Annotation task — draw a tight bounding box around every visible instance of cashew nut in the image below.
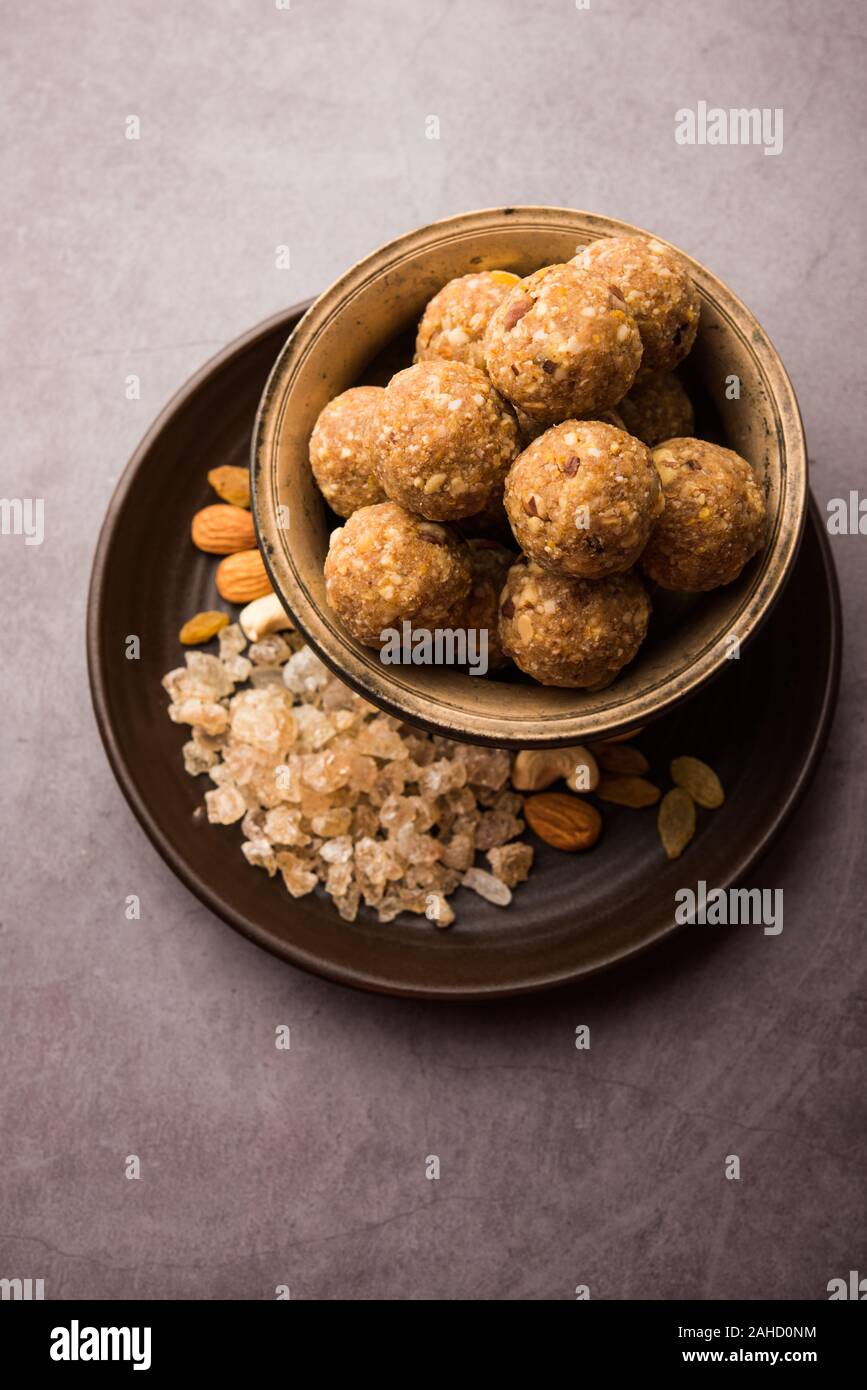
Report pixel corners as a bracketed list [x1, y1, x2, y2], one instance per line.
[511, 746, 599, 793]
[238, 592, 294, 642]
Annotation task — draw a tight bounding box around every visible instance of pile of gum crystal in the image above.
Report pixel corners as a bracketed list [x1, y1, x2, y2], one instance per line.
[163, 628, 535, 925]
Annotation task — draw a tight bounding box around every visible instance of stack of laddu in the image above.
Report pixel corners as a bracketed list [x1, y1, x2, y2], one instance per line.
[312, 236, 767, 690]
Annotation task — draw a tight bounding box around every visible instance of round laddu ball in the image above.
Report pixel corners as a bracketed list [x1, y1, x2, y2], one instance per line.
[416, 270, 520, 372]
[459, 538, 517, 672]
[504, 420, 664, 578]
[308, 386, 386, 518]
[575, 235, 700, 375]
[618, 371, 695, 447]
[499, 562, 651, 689]
[324, 502, 472, 648]
[372, 360, 520, 520]
[483, 262, 643, 426]
[641, 438, 767, 591]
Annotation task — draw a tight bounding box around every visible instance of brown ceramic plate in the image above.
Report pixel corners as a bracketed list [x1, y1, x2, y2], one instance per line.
[87, 307, 841, 999]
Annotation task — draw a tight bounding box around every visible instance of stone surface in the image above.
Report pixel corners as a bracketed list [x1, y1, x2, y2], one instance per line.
[1, 0, 864, 1300]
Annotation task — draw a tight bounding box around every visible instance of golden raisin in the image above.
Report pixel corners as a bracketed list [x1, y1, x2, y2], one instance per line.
[670, 756, 724, 809]
[658, 788, 696, 859]
[207, 465, 251, 509]
[179, 610, 230, 645]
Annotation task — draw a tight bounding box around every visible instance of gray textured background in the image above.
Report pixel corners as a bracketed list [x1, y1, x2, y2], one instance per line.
[2, 0, 865, 1301]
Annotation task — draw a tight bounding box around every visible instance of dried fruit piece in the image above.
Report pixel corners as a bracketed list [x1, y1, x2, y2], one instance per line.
[239, 592, 294, 641]
[179, 610, 230, 645]
[511, 746, 599, 793]
[191, 504, 256, 554]
[208, 464, 251, 508]
[670, 756, 725, 809]
[215, 549, 272, 603]
[524, 792, 601, 851]
[592, 741, 650, 776]
[596, 776, 661, 808]
[564, 759, 599, 794]
[658, 787, 696, 859]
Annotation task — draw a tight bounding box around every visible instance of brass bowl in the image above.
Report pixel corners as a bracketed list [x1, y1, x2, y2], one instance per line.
[252, 207, 807, 747]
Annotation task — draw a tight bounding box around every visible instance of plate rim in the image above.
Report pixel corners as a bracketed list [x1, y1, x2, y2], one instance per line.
[86, 309, 843, 1001]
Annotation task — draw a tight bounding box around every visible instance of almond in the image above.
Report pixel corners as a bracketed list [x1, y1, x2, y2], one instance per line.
[208, 465, 251, 509]
[191, 504, 256, 555]
[215, 548, 272, 603]
[524, 792, 602, 852]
